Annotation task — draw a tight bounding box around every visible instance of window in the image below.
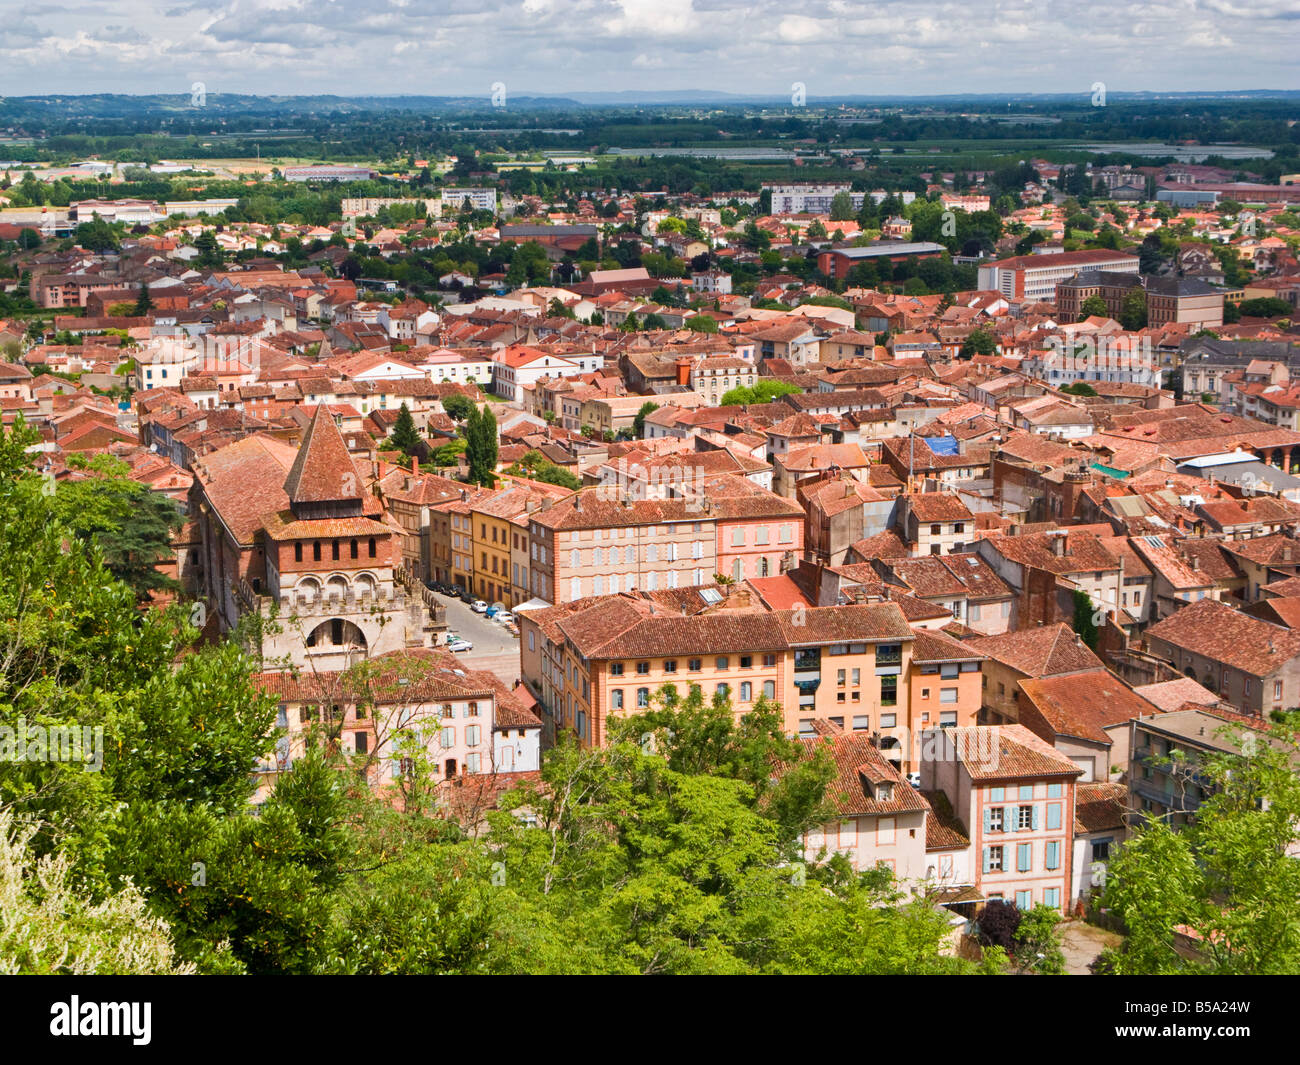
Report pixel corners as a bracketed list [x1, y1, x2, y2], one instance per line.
[763, 654, 777, 667]
[851, 668, 860, 686]
[922, 688, 931, 700]
[877, 817, 896, 845]
[716, 683, 730, 699]
[1045, 840, 1060, 870]
[1017, 843, 1032, 872]
[350, 539, 358, 559]
[663, 660, 677, 673]
[1016, 890, 1032, 910]
[778, 524, 793, 544]
[740, 655, 752, 669]
[636, 661, 650, 675]
[985, 846, 1004, 872]
[1046, 803, 1062, 830]
[1044, 887, 1060, 909]
[988, 806, 1004, 832]
[940, 687, 958, 704]
[466, 752, 481, 774]
[313, 541, 322, 562]
[332, 541, 340, 561]
[440, 727, 455, 749]
[930, 524, 941, 536]
[852, 715, 870, 731]
[880, 712, 896, 728]
[611, 689, 624, 710]
[1018, 805, 1034, 830]
[1019, 785, 1034, 800]
[294, 543, 303, 562]
[990, 787, 1004, 802]
[739, 682, 752, 702]
[940, 711, 958, 727]
[716, 656, 729, 670]
[838, 669, 847, 687]
[636, 688, 650, 708]
[689, 658, 702, 672]
[466, 725, 481, 747]
[1047, 783, 1063, 799]
[880, 675, 897, 706]
[610, 663, 625, 676]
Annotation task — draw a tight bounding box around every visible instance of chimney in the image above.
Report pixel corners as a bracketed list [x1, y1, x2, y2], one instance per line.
[412, 456, 419, 477]
[574, 492, 583, 513]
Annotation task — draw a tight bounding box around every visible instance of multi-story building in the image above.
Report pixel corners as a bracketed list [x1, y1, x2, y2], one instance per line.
[1056, 271, 1223, 329]
[190, 406, 439, 670]
[921, 725, 1083, 911]
[763, 183, 863, 215]
[526, 485, 804, 603]
[977, 249, 1139, 305]
[468, 480, 574, 607]
[792, 721, 930, 882]
[250, 648, 540, 801]
[517, 587, 918, 747]
[1143, 597, 1300, 716]
[439, 187, 499, 215]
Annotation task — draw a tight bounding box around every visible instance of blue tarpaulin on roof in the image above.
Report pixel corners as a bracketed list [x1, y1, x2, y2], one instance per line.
[928, 435, 959, 456]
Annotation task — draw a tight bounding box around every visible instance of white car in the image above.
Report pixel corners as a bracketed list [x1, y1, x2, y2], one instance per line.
[447, 638, 473, 653]
[906, 772, 921, 789]
[494, 612, 515, 626]
[470, 600, 488, 613]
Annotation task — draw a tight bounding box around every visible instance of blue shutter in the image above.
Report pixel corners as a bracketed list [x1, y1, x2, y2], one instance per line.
[1019, 843, 1031, 872]
[982, 847, 991, 874]
[1046, 841, 1059, 870]
[1031, 805, 1040, 831]
[983, 807, 991, 834]
[1047, 803, 1061, 830]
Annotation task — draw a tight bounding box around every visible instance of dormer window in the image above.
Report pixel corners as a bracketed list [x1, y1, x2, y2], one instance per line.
[877, 783, 894, 802]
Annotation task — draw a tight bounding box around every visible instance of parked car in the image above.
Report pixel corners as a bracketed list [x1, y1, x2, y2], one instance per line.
[456, 588, 474, 603]
[470, 600, 488, 613]
[485, 605, 501, 619]
[494, 612, 515, 626]
[447, 638, 473, 653]
[906, 772, 921, 789]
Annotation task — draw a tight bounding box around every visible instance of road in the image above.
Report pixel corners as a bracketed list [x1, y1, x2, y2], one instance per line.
[432, 590, 522, 689]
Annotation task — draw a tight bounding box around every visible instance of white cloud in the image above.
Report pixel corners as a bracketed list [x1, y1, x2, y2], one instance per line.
[0, 0, 1295, 94]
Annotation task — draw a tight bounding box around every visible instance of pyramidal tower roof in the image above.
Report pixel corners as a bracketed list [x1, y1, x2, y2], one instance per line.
[284, 405, 363, 508]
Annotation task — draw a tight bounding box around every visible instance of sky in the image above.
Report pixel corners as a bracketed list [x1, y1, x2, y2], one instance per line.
[1, 0, 1298, 98]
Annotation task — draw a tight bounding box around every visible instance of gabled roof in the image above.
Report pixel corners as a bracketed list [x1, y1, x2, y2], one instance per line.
[968, 623, 1105, 678]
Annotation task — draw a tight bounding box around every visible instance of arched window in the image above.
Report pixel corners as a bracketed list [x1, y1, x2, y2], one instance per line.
[732, 558, 743, 581]
[740, 682, 752, 702]
[763, 680, 776, 700]
[636, 687, 650, 708]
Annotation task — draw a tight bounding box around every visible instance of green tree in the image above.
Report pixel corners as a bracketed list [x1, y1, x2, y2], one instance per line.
[50, 454, 184, 599]
[465, 404, 498, 487]
[441, 393, 475, 421]
[633, 401, 659, 438]
[959, 327, 997, 359]
[828, 191, 856, 222]
[1060, 381, 1098, 397]
[721, 380, 802, 405]
[1079, 294, 1108, 320]
[1100, 714, 1300, 974]
[1120, 288, 1149, 331]
[388, 402, 422, 456]
[1071, 588, 1099, 650]
[133, 284, 153, 317]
